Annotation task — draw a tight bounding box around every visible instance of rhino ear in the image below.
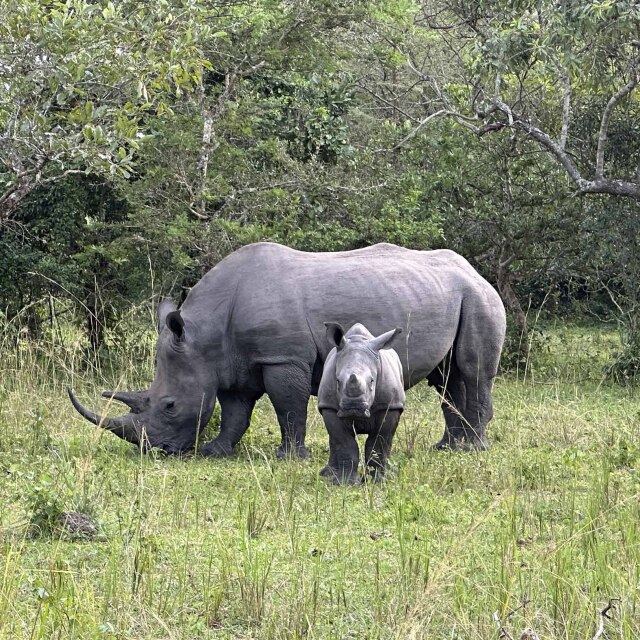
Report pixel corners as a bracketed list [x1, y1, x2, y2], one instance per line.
[324, 322, 346, 350]
[158, 299, 177, 333]
[369, 327, 402, 353]
[166, 310, 185, 341]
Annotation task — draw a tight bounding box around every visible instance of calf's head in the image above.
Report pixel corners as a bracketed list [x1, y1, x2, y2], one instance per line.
[68, 300, 217, 454]
[325, 322, 401, 419]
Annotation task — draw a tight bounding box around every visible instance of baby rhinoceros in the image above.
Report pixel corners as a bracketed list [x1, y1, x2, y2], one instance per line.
[318, 322, 405, 484]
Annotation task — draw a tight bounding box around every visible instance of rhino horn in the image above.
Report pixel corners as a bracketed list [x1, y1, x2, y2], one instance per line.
[67, 388, 140, 444]
[368, 327, 402, 352]
[102, 390, 149, 414]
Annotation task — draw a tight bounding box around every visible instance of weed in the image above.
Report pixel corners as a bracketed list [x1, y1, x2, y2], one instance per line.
[24, 474, 68, 537]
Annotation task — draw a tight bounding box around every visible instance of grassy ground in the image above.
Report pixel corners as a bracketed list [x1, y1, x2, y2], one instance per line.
[1, 322, 639, 639]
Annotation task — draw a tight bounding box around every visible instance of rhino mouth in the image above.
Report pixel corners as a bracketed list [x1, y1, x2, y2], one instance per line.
[337, 402, 371, 419]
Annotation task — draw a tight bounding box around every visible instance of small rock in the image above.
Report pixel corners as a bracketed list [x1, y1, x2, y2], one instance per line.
[369, 530, 392, 541]
[57, 512, 98, 539]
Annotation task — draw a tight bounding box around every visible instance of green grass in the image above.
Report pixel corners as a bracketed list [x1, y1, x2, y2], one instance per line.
[1, 322, 639, 639]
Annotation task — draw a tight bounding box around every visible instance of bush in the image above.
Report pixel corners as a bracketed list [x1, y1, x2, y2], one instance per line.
[604, 336, 640, 385]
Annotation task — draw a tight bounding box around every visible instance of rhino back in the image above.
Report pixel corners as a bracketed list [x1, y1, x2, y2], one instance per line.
[180, 243, 502, 387]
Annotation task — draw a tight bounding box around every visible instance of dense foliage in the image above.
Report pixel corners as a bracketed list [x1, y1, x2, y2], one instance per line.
[1, 0, 639, 374]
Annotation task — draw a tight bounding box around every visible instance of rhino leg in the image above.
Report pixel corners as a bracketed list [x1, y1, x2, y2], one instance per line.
[320, 410, 360, 485]
[200, 390, 259, 457]
[428, 363, 469, 450]
[458, 376, 492, 451]
[364, 410, 401, 481]
[453, 306, 502, 451]
[262, 363, 311, 459]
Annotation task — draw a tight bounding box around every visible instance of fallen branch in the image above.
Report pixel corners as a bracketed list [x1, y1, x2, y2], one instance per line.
[593, 598, 620, 640]
[493, 596, 532, 640]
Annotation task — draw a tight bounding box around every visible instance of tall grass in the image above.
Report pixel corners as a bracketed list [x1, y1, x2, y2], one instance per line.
[1, 313, 638, 639]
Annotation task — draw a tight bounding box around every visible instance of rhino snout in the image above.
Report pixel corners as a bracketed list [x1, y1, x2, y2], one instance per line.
[337, 405, 371, 419]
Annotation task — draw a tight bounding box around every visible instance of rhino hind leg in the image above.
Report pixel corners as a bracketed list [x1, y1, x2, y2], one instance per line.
[457, 375, 492, 451]
[262, 362, 312, 459]
[451, 303, 503, 451]
[200, 390, 259, 457]
[428, 362, 470, 450]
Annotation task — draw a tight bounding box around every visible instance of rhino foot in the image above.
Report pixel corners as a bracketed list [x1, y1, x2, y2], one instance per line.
[365, 468, 387, 483]
[200, 438, 235, 457]
[275, 444, 310, 460]
[434, 434, 490, 452]
[319, 465, 361, 485]
[330, 472, 362, 486]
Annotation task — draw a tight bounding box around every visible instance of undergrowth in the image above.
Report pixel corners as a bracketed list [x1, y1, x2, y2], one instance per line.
[0, 316, 638, 639]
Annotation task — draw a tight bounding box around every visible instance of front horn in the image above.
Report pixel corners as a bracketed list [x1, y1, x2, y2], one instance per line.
[67, 388, 140, 444]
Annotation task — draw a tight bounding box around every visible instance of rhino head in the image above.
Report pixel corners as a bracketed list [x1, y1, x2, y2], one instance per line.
[325, 322, 401, 419]
[68, 300, 217, 454]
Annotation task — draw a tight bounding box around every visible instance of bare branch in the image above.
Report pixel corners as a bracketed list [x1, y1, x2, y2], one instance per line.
[0, 163, 92, 224]
[559, 70, 571, 151]
[356, 83, 421, 123]
[596, 57, 640, 179]
[494, 72, 513, 126]
[388, 109, 448, 150]
[592, 599, 620, 640]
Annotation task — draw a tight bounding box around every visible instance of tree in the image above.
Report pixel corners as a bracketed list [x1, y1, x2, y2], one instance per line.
[394, 1, 640, 199]
[0, 0, 212, 223]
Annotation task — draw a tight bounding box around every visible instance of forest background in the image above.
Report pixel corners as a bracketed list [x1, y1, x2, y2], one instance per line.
[1, 0, 640, 375]
[4, 3, 640, 639]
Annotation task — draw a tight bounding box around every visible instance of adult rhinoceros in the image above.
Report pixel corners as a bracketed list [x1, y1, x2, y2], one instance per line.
[69, 242, 506, 456]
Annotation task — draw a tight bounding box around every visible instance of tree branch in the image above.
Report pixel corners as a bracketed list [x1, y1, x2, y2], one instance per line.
[559, 70, 571, 152]
[595, 64, 639, 179]
[592, 599, 620, 640]
[388, 109, 449, 150]
[493, 72, 513, 126]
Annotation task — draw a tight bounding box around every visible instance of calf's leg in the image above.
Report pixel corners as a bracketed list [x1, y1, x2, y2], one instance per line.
[320, 410, 360, 485]
[364, 410, 401, 481]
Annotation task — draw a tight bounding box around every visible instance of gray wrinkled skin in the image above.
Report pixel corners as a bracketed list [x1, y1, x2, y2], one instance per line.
[69, 242, 506, 457]
[318, 323, 405, 484]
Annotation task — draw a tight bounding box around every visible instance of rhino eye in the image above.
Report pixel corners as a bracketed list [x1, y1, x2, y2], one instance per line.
[164, 399, 176, 410]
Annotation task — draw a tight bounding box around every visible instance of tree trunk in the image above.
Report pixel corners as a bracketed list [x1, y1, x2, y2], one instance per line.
[86, 302, 104, 351]
[497, 255, 529, 362]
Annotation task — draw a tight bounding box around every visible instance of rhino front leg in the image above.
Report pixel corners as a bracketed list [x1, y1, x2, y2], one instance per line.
[262, 363, 312, 459]
[364, 410, 401, 481]
[200, 390, 259, 457]
[320, 410, 360, 485]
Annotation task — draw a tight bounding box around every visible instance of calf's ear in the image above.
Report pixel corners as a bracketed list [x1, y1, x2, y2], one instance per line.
[369, 327, 402, 352]
[324, 322, 346, 350]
